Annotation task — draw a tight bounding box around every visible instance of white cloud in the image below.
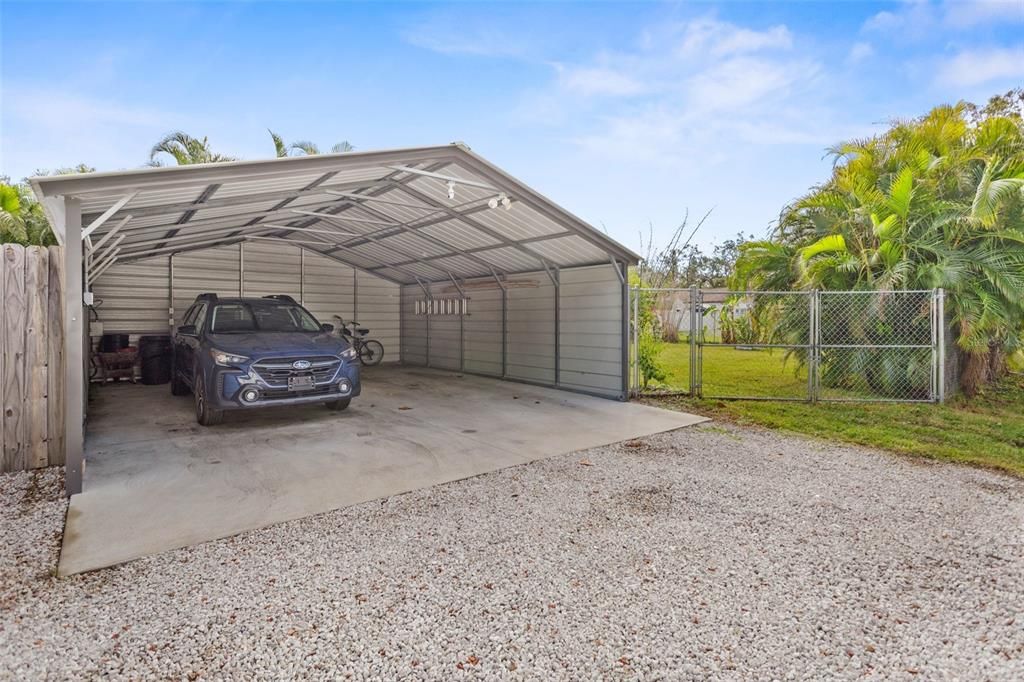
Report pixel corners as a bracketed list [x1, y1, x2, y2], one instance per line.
[402, 13, 537, 58]
[675, 18, 793, 58]
[862, 0, 935, 36]
[937, 46, 1024, 86]
[847, 42, 875, 63]
[555, 64, 648, 97]
[943, 0, 1024, 27]
[687, 57, 820, 113]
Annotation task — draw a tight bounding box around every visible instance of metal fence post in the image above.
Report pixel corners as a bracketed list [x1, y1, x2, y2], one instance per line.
[809, 290, 819, 403]
[632, 286, 640, 396]
[936, 288, 945, 403]
[689, 286, 698, 396]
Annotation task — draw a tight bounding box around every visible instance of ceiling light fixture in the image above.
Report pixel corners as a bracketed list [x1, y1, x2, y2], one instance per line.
[446, 181, 456, 200]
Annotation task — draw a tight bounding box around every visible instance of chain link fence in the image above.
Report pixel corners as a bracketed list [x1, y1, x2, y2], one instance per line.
[630, 287, 950, 403]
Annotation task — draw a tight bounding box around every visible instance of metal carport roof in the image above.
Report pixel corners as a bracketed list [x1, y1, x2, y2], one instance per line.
[30, 143, 640, 498]
[31, 142, 639, 288]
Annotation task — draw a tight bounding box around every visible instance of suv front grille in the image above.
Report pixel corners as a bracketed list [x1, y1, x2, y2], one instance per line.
[251, 356, 340, 388]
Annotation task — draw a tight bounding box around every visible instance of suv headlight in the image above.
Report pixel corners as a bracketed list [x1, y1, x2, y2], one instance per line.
[210, 348, 250, 367]
[340, 347, 358, 361]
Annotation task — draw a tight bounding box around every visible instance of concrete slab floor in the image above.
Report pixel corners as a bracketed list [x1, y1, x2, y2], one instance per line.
[59, 366, 706, 575]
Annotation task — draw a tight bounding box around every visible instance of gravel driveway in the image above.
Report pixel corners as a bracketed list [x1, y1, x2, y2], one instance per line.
[2, 423, 1023, 680]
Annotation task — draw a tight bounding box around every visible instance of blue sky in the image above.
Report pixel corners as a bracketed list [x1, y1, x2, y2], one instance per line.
[2, 1, 1022, 252]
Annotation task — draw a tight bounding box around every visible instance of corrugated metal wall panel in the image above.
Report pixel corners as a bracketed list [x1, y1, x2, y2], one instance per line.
[505, 273, 556, 384]
[172, 246, 242, 326]
[356, 271, 400, 363]
[425, 282, 462, 370]
[91, 258, 170, 334]
[301, 249, 355, 328]
[242, 242, 301, 300]
[92, 246, 402, 362]
[558, 264, 623, 397]
[462, 286, 503, 376]
[400, 285, 428, 365]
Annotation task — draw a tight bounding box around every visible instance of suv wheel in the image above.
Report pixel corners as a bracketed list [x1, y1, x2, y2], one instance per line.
[194, 372, 224, 426]
[325, 398, 351, 411]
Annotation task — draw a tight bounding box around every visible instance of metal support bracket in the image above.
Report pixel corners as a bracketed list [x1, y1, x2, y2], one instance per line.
[81, 190, 138, 241]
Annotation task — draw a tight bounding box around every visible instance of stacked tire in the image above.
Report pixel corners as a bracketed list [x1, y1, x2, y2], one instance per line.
[139, 335, 172, 385]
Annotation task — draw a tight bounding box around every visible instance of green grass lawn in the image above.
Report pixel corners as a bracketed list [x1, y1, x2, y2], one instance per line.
[642, 343, 1024, 477]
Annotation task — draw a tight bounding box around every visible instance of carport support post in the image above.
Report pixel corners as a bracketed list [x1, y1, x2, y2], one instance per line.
[64, 197, 85, 497]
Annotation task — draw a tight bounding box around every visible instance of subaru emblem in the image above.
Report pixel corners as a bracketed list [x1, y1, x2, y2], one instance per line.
[292, 360, 312, 370]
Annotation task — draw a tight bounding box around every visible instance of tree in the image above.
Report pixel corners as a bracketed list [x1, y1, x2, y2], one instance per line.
[0, 165, 96, 246]
[268, 130, 355, 157]
[732, 99, 1024, 395]
[0, 182, 57, 246]
[149, 132, 236, 166]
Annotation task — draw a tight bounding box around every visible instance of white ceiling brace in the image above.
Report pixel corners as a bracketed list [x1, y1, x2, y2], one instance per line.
[386, 165, 499, 192]
[609, 256, 627, 284]
[261, 223, 361, 237]
[488, 265, 507, 291]
[541, 259, 559, 287]
[329, 199, 510, 282]
[90, 256, 120, 282]
[90, 215, 131, 253]
[414, 277, 431, 298]
[289, 209, 399, 226]
[245, 235, 353, 248]
[325, 190, 441, 212]
[81, 190, 138, 241]
[119, 232, 257, 261]
[447, 272, 466, 297]
[89, 247, 122, 278]
[91, 233, 126, 269]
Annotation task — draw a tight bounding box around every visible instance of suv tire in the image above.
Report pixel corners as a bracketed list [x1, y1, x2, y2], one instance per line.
[325, 398, 351, 411]
[194, 372, 224, 426]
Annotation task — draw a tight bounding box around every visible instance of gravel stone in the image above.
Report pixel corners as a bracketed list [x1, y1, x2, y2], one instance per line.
[1, 424, 1022, 680]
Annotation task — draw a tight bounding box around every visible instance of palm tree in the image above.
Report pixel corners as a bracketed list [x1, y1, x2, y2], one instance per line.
[268, 130, 354, 157]
[733, 101, 1024, 395]
[0, 182, 57, 246]
[149, 132, 236, 166]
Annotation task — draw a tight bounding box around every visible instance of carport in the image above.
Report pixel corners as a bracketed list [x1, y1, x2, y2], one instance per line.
[32, 144, 703, 573]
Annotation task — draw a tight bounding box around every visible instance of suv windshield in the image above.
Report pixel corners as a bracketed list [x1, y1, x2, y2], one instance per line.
[209, 302, 322, 333]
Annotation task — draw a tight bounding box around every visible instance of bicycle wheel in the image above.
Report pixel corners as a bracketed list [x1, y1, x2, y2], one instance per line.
[359, 339, 384, 366]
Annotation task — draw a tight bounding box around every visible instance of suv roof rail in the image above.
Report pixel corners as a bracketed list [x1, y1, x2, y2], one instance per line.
[196, 292, 218, 302]
[263, 294, 297, 304]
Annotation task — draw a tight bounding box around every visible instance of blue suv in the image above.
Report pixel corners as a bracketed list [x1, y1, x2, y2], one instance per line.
[170, 294, 361, 425]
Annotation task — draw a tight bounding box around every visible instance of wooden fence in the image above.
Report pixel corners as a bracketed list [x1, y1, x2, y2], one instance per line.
[1, 244, 65, 473]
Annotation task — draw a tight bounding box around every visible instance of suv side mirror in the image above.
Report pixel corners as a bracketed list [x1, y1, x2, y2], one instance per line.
[320, 323, 334, 332]
[177, 324, 197, 336]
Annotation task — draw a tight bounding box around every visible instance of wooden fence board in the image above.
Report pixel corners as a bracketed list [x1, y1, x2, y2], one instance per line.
[2, 244, 27, 472]
[25, 247, 49, 468]
[47, 245, 66, 466]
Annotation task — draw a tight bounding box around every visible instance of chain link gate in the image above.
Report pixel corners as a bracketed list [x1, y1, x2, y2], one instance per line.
[630, 287, 945, 403]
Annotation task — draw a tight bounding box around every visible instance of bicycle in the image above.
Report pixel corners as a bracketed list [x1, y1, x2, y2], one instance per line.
[333, 316, 385, 366]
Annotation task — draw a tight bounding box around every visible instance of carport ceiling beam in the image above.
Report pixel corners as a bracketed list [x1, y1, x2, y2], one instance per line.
[289, 210, 400, 226]
[79, 177, 397, 224]
[312, 214, 452, 275]
[366, 230, 573, 271]
[325, 190, 440, 212]
[90, 215, 131, 253]
[318, 195, 508, 279]
[394, 182, 551, 271]
[386, 165, 499, 191]
[82, 190, 138, 240]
